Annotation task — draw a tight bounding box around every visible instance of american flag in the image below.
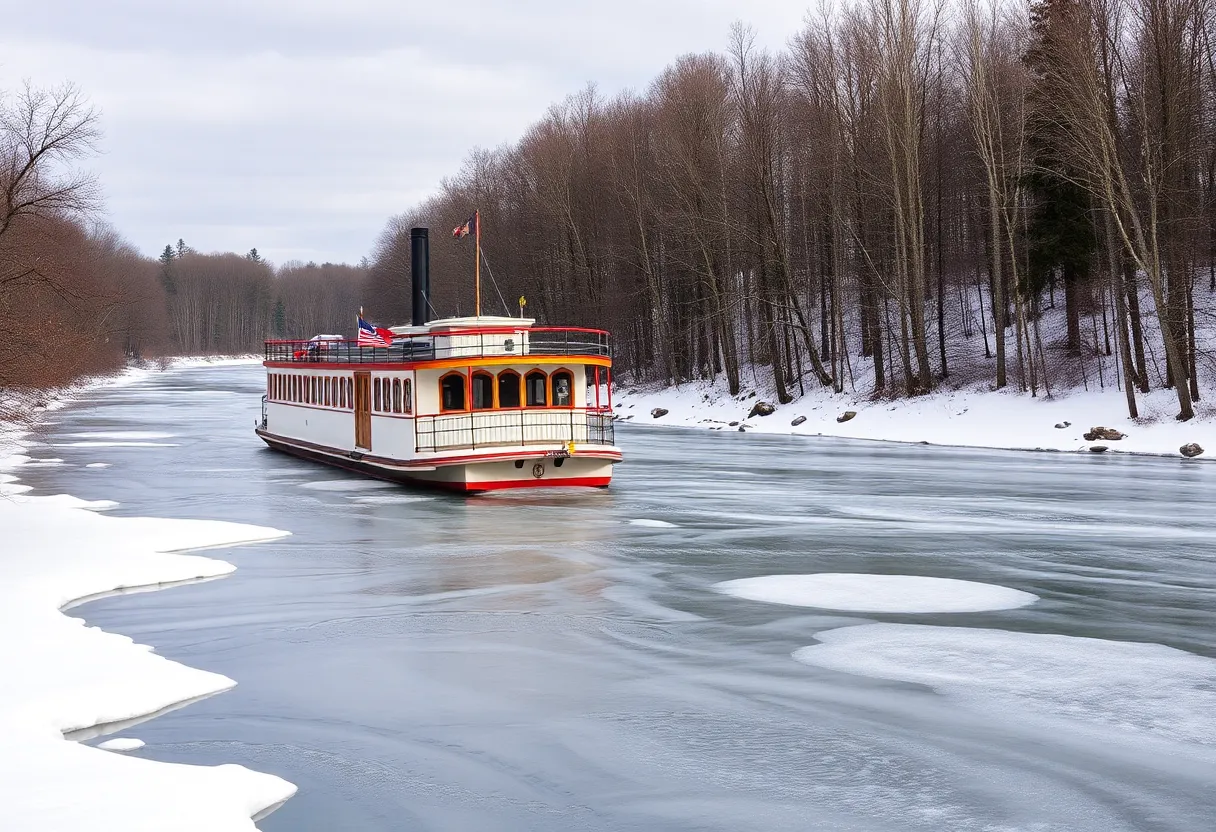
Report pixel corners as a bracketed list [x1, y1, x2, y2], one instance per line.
[452, 213, 477, 238]
[357, 314, 394, 347]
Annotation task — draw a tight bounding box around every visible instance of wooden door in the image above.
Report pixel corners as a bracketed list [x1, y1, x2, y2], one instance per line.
[354, 372, 372, 450]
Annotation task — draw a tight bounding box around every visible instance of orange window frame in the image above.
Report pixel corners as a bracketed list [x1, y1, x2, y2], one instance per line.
[549, 368, 575, 408]
[496, 370, 522, 409]
[471, 370, 495, 410]
[439, 371, 468, 412]
[524, 369, 549, 408]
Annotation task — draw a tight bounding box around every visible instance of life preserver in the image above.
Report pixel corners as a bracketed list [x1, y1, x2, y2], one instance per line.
[532, 462, 544, 479]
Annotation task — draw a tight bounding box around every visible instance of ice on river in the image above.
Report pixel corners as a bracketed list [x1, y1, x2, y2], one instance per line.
[350, 494, 436, 505]
[794, 624, 1216, 746]
[97, 738, 145, 752]
[56, 441, 180, 448]
[627, 518, 679, 528]
[298, 479, 397, 492]
[0, 435, 296, 829]
[715, 573, 1038, 613]
[64, 432, 177, 441]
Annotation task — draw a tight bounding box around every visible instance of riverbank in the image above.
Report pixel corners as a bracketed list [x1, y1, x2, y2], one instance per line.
[0, 359, 293, 831]
[614, 376, 1212, 459]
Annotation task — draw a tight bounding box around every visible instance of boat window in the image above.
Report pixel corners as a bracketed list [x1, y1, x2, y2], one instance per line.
[440, 372, 466, 411]
[324, 378, 331, 407]
[295, 376, 301, 403]
[346, 378, 353, 409]
[551, 370, 573, 407]
[526, 371, 548, 407]
[374, 378, 382, 412]
[472, 372, 494, 410]
[403, 379, 412, 414]
[498, 371, 521, 408]
[392, 379, 402, 413]
[340, 378, 347, 409]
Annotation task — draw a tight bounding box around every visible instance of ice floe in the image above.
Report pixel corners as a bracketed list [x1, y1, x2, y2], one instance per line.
[714, 573, 1038, 613]
[85, 463, 111, 468]
[0, 431, 297, 828]
[628, 519, 679, 528]
[794, 624, 1216, 746]
[96, 738, 145, 752]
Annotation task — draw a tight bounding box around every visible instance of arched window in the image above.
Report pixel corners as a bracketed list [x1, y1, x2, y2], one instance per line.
[403, 379, 412, 414]
[498, 371, 521, 408]
[374, 378, 382, 412]
[340, 378, 347, 409]
[392, 379, 402, 413]
[324, 377, 331, 407]
[440, 372, 466, 411]
[525, 370, 548, 407]
[346, 378, 353, 408]
[471, 372, 494, 410]
[293, 376, 300, 402]
[550, 370, 573, 407]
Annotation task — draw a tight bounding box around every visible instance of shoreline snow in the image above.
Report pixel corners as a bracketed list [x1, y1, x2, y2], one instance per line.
[0, 360, 295, 830]
[613, 376, 1213, 461]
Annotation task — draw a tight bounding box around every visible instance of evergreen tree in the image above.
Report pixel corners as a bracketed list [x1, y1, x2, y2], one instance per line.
[1023, 0, 1096, 354]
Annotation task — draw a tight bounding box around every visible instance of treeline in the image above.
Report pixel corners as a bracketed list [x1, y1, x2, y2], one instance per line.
[369, 0, 1216, 420]
[0, 81, 368, 393]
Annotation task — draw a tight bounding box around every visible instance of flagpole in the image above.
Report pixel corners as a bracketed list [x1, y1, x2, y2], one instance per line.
[474, 209, 481, 317]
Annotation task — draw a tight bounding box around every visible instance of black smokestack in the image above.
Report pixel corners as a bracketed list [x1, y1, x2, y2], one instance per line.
[410, 227, 430, 327]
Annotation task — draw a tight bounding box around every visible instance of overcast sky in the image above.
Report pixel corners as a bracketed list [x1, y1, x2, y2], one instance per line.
[0, 1, 808, 266]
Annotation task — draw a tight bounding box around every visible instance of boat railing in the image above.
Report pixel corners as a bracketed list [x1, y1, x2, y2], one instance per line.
[264, 327, 610, 363]
[415, 408, 615, 453]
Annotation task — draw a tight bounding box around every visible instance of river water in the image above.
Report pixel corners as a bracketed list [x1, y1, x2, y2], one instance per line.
[22, 364, 1216, 831]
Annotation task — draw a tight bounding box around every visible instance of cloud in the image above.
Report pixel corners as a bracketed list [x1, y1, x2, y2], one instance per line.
[0, 0, 807, 264]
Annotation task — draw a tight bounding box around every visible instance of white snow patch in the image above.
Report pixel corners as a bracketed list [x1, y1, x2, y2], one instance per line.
[299, 479, 395, 492]
[615, 374, 1214, 459]
[627, 519, 679, 528]
[85, 463, 111, 469]
[96, 738, 145, 752]
[794, 624, 1216, 746]
[0, 420, 297, 828]
[715, 574, 1038, 613]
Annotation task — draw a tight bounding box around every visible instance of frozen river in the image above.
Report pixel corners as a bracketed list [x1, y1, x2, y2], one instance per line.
[24, 364, 1216, 831]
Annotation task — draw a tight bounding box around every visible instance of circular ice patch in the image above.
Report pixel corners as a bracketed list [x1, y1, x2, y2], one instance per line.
[713, 573, 1037, 613]
[97, 738, 145, 752]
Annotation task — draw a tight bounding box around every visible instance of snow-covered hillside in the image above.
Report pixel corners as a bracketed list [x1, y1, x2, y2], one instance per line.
[614, 283, 1215, 459]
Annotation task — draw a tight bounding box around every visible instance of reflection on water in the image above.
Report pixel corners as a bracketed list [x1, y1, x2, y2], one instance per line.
[22, 364, 1216, 832]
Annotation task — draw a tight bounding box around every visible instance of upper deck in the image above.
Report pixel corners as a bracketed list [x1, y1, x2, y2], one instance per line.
[264, 317, 610, 366]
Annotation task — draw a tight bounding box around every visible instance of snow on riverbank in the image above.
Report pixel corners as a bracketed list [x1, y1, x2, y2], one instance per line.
[615, 376, 1213, 459]
[0, 362, 295, 830]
